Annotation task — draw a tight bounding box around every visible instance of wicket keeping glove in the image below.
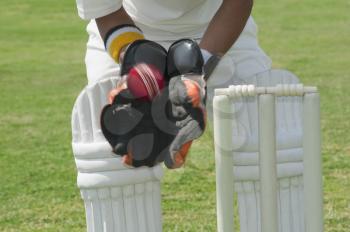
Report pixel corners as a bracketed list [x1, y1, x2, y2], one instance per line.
[159, 39, 221, 168]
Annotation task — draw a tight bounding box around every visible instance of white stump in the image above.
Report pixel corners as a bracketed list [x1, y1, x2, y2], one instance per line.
[258, 94, 279, 232]
[303, 93, 323, 232]
[213, 95, 235, 232]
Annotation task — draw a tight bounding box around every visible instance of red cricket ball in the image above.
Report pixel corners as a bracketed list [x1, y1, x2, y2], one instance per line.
[127, 63, 165, 101]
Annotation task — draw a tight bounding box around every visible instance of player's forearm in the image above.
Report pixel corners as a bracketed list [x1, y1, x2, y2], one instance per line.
[199, 0, 253, 55]
[96, 7, 135, 40]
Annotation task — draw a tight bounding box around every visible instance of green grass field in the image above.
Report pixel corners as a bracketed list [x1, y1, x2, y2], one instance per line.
[0, 0, 349, 231]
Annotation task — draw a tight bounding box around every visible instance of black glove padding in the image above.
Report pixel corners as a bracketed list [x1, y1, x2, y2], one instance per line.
[101, 88, 175, 167]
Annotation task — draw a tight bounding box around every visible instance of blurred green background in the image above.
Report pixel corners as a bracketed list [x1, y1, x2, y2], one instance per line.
[0, 0, 349, 231]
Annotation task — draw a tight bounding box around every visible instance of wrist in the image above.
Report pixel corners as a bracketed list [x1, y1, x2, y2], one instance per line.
[104, 24, 144, 63]
[200, 48, 212, 64]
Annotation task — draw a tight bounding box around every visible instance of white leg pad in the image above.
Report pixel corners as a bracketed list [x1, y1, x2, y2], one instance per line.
[235, 177, 304, 232]
[72, 77, 164, 232]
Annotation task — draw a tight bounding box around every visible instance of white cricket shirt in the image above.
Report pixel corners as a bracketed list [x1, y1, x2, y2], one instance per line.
[76, 0, 222, 40]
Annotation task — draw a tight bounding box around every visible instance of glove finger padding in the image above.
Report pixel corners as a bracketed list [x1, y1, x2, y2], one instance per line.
[164, 104, 206, 169]
[101, 88, 166, 167]
[151, 86, 206, 169]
